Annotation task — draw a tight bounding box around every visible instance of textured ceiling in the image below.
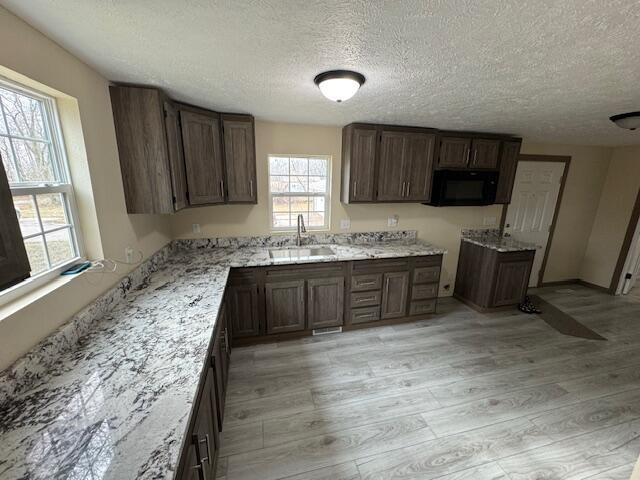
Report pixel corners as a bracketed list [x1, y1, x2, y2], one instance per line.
[3, 0, 640, 145]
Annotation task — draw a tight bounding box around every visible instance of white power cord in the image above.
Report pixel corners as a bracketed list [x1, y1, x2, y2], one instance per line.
[84, 250, 144, 276]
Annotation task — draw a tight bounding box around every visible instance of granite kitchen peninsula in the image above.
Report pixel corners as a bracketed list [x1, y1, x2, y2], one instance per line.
[0, 231, 445, 480]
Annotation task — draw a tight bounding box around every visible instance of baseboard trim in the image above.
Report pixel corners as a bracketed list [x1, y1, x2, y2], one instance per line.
[576, 279, 612, 294]
[539, 279, 580, 287]
[539, 278, 612, 294]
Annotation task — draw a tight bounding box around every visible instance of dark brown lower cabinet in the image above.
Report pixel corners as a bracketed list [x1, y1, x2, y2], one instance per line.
[225, 256, 441, 343]
[381, 272, 410, 319]
[307, 277, 345, 328]
[211, 304, 231, 429]
[180, 366, 219, 480]
[227, 270, 261, 338]
[454, 240, 534, 310]
[265, 280, 305, 334]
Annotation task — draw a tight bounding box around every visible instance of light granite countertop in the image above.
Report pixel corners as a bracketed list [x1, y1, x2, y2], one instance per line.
[461, 230, 538, 253]
[0, 237, 445, 480]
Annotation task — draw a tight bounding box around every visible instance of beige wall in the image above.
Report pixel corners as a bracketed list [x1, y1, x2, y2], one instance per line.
[170, 122, 615, 293]
[170, 121, 505, 296]
[581, 146, 640, 288]
[519, 143, 612, 283]
[0, 7, 171, 370]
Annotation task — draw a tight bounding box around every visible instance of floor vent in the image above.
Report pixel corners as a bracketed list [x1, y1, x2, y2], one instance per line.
[312, 326, 343, 336]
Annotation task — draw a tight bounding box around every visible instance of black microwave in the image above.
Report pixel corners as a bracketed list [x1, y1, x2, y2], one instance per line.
[427, 170, 498, 206]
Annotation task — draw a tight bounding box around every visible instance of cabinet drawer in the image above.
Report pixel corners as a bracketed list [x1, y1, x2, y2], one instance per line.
[411, 283, 438, 300]
[350, 306, 381, 324]
[409, 299, 437, 315]
[351, 291, 382, 307]
[351, 273, 382, 291]
[413, 266, 440, 284]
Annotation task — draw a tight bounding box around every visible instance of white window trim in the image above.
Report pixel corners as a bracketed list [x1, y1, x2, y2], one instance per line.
[268, 154, 331, 232]
[0, 77, 85, 306]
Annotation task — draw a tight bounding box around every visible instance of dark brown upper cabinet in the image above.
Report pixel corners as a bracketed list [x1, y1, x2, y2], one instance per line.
[164, 101, 189, 211]
[110, 85, 257, 213]
[437, 136, 501, 170]
[341, 124, 378, 203]
[438, 136, 471, 168]
[110, 85, 187, 214]
[0, 158, 31, 290]
[377, 129, 436, 202]
[221, 114, 257, 203]
[495, 140, 522, 204]
[342, 123, 436, 204]
[470, 139, 500, 169]
[179, 105, 226, 205]
[377, 130, 407, 201]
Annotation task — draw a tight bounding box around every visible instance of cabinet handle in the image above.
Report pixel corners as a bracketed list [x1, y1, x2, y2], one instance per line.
[353, 180, 357, 197]
[406, 182, 411, 197]
[357, 281, 377, 287]
[466, 148, 471, 165]
[200, 434, 212, 464]
[220, 180, 224, 196]
[473, 149, 478, 165]
[356, 312, 375, 319]
[385, 278, 390, 296]
[401, 182, 406, 197]
[356, 296, 377, 303]
[249, 180, 253, 197]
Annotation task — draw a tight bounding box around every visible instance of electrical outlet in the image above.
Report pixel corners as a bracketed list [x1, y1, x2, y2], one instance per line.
[192, 223, 201, 234]
[387, 215, 399, 227]
[125, 247, 134, 264]
[340, 219, 351, 229]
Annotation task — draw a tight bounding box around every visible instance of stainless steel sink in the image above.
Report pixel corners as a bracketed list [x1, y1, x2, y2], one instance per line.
[269, 246, 335, 259]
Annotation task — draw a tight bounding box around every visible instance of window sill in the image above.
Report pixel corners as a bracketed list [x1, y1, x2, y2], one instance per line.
[0, 257, 83, 308]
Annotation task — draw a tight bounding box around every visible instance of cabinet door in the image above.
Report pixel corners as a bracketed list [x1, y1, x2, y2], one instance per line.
[228, 284, 260, 338]
[377, 131, 407, 201]
[0, 161, 30, 290]
[495, 141, 521, 204]
[265, 280, 305, 334]
[404, 133, 436, 202]
[109, 85, 175, 213]
[492, 260, 532, 306]
[163, 101, 188, 211]
[212, 333, 226, 429]
[307, 277, 344, 329]
[217, 304, 230, 389]
[180, 109, 225, 205]
[187, 368, 218, 480]
[222, 115, 256, 203]
[345, 125, 378, 202]
[438, 137, 471, 168]
[381, 271, 410, 319]
[471, 139, 500, 169]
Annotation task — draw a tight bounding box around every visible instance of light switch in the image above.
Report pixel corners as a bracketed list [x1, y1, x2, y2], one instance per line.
[192, 223, 201, 234]
[340, 219, 351, 229]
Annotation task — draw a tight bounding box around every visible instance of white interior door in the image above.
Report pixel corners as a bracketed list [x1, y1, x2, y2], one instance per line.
[504, 161, 566, 287]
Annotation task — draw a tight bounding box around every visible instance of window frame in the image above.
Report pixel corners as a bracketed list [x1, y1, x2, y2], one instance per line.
[0, 77, 84, 304]
[267, 154, 331, 232]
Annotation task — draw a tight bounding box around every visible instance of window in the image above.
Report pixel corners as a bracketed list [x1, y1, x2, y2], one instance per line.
[268, 155, 330, 230]
[0, 79, 82, 278]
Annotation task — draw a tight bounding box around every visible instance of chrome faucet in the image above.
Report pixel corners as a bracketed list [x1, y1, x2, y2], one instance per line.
[296, 214, 307, 246]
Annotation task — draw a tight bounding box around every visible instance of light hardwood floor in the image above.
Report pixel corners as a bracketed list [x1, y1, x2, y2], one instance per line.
[217, 285, 640, 480]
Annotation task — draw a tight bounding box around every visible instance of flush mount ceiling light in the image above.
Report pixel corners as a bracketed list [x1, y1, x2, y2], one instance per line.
[609, 111, 640, 130]
[314, 70, 365, 102]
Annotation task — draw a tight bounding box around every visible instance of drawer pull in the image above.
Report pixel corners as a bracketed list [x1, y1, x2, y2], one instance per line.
[356, 296, 377, 303]
[356, 313, 375, 319]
